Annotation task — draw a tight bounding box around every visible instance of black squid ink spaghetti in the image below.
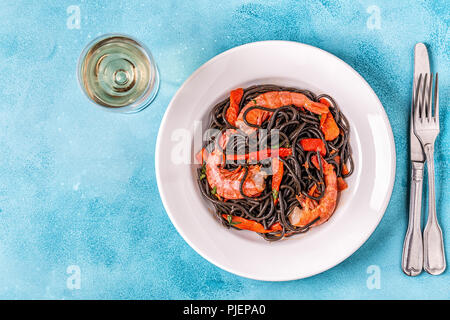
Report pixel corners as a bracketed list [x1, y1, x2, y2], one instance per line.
[196, 85, 353, 241]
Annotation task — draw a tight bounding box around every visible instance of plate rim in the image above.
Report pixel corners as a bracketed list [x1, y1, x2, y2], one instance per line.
[155, 40, 396, 281]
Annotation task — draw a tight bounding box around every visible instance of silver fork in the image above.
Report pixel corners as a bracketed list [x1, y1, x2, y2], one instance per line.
[413, 72, 446, 275]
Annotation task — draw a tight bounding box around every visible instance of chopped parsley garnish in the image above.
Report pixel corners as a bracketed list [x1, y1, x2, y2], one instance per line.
[272, 189, 279, 200]
[227, 214, 241, 226]
[199, 164, 206, 179]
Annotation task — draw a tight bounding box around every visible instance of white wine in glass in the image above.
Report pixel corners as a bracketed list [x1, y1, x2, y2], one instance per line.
[78, 34, 159, 113]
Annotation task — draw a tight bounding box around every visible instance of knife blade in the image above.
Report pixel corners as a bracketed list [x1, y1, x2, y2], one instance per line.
[410, 43, 429, 162]
[402, 43, 429, 276]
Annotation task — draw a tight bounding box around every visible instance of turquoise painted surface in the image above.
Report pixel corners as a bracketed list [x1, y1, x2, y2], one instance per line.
[0, 0, 448, 299]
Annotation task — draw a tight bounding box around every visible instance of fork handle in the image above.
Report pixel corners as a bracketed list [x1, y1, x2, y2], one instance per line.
[402, 161, 424, 276]
[423, 144, 446, 275]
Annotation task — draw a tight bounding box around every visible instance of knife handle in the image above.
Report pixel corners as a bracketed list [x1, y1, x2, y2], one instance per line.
[402, 161, 424, 276]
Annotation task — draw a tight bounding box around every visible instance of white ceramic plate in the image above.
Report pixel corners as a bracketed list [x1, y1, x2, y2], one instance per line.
[156, 41, 395, 281]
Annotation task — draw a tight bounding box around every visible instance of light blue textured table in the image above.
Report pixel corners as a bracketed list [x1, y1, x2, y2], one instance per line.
[0, 1, 448, 299]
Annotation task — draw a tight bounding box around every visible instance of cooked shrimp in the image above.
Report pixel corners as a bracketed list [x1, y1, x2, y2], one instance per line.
[205, 150, 267, 199]
[217, 128, 237, 150]
[289, 156, 337, 227]
[235, 91, 329, 134]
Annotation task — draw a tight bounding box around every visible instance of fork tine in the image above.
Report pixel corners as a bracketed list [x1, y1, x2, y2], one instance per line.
[427, 73, 433, 121]
[421, 73, 428, 121]
[414, 73, 422, 123]
[434, 73, 439, 125]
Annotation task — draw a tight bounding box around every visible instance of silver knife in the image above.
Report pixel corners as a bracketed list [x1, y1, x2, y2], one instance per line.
[402, 43, 429, 276]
